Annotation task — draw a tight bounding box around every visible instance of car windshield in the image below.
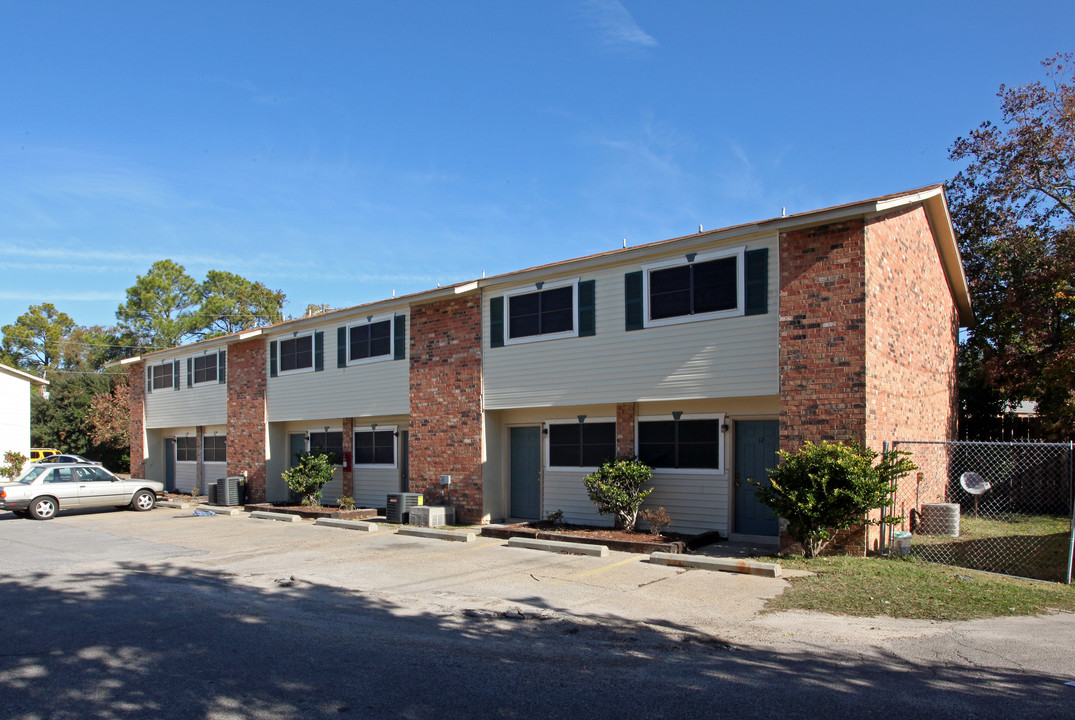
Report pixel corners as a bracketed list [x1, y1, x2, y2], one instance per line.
[19, 467, 49, 484]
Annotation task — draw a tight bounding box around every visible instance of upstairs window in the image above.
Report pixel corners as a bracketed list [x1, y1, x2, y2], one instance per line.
[176, 437, 198, 462]
[354, 427, 396, 466]
[350, 319, 392, 362]
[193, 354, 218, 384]
[203, 436, 227, 463]
[548, 421, 616, 468]
[491, 280, 595, 348]
[280, 334, 313, 373]
[625, 247, 768, 331]
[650, 256, 738, 320]
[509, 285, 574, 339]
[638, 417, 723, 470]
[309, 430, 343, 465]
[151, 363, 174, 390]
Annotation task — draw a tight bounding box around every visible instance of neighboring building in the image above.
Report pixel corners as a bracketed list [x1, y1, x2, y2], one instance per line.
[118, 185, 972, 546]
[0, 364, 49, 465]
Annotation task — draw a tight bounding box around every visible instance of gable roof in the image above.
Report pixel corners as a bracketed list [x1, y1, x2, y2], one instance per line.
[0, 364, 49, 386]
[120, 184, 971, 364]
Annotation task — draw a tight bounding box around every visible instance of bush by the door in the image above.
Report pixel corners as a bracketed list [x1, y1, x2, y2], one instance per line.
[583, 457, 654, 532]
[753, 441, 916, 558]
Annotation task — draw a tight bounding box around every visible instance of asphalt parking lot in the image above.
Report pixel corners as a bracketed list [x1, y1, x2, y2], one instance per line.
[2, 505, 1074, 719]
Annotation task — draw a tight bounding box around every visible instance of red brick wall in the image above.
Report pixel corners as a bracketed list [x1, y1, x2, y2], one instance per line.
[408, 294, 484, 522]
[779, 219, 869, 450]
[864, 205, 959, 446]
[778, 207, 960, 554]
[226, 338, 268, 502]
[616, 402, 636, 457]
[864, 206, 959, 547]
[341, 417, 354, 497]
[127, 363, 146, 478]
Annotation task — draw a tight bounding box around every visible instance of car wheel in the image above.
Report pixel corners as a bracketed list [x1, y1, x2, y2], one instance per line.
[28, 497, 58, 520]
[130, 490, 156, 512]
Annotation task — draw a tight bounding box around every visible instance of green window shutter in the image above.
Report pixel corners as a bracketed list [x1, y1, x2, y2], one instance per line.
[394, 314, 406, 360]
[314, 331, 324, 371]
[578, 280, 596, 337]
[744, 248, 769, 316]
[624, 271, 644, 331]
[269, 341, 278, 377]
[173, 360, 180, 391]
[337, 327, 347, 368]
[490, 296, 504, 348]
[146, 366, 152, 394]
[187, 358, 193, 387]
[218, 350, 227, 384]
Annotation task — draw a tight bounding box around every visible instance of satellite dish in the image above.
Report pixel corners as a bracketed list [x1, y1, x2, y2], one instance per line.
[960, 471, 992, 517]
[959, 472, 991, 496]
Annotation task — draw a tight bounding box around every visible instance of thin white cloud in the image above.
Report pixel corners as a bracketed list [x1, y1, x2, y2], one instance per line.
[0, 289, 120, 302]
[583, 0, 658, 49]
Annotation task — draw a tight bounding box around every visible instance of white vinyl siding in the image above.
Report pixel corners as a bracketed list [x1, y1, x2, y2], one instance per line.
[203, 462, 228, 486]
[483, 235, 778, 410]
[0, 369, 32, 460]
[541, 468, 728, 535]
[321, 468, 344, 505]
[174, 463, 198, 494]
[144, 379, 227, 429]
[352, 467, 398, 509]
[267, 316, 409, 422]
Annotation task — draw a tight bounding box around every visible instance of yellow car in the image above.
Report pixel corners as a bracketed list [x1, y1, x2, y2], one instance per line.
[29, 448, 60, 463]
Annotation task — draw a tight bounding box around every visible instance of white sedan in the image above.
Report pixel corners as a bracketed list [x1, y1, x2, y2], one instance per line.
[0, 463, 164, 520]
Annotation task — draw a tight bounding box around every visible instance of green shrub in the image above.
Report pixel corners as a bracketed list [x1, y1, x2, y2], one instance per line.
[282, 453, 335, 507]
[0, 451, 27, 482]
[583, 457, 654, 532]
[753, 441, 916, 558]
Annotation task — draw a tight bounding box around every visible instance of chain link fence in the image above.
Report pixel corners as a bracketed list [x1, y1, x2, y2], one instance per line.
[884, 440, 1074, 583]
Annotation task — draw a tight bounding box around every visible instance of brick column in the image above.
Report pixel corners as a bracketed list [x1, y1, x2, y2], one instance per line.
[616, 402, 636, 458]
[408, 294, 484, 522]
[778, 219, 869, 451]
[342, 417, 354, 498]
[226, 338, 268, 502]
[127, 363, 146, 478]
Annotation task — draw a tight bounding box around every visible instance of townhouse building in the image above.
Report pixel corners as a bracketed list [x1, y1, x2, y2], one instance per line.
[121, 185, 971, 543]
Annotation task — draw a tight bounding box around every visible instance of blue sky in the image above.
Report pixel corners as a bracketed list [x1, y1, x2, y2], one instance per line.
[1, 1, 1070, 330]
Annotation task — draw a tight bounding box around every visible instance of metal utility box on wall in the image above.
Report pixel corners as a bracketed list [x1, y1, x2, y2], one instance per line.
[386, 492, 423, 523]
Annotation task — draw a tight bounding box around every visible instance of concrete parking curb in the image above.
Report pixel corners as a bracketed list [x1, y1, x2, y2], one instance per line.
[201, 506, 246, 516]
[159, 501, 193, 509]
[250, 510, 302, 523]
[507, 537, 609, 557]
[397, 527, 476, 542]
[315, 518, 379, 532]
[649, 552, 781, 577]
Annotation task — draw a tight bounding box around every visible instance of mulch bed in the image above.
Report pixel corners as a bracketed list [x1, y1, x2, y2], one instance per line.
[243, 503, 378, 521]
[481, 521, 722, 555]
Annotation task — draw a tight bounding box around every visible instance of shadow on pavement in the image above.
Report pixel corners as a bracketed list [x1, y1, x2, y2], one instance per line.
[0, 563, 1066, 719]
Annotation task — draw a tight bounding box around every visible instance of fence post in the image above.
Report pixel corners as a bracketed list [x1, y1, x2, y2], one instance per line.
[881, 441, 890, 555]
[1067, 442, 1074, 585]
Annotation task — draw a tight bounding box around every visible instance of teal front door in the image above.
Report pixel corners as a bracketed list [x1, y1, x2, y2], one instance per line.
[509, 426, 541, 519]
[289, 434, 306, 466]
[164, 438, 176, 491]
[734, 420, 780, 536]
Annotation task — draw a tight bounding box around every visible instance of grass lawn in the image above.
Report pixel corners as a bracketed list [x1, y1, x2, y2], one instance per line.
[907, 513, 1070, 582]
[758, 554, 1075, 621]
